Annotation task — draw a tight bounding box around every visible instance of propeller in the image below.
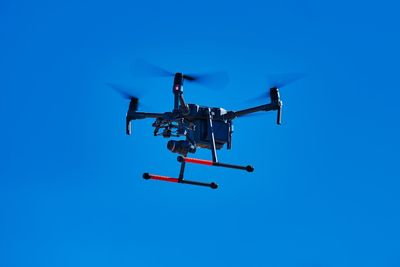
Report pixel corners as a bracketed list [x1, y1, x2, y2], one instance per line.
[130, 59, 229, 89]
[106, 83, 140, 111]
[248, 73, 307, 102]
[240, 73, 306, 124]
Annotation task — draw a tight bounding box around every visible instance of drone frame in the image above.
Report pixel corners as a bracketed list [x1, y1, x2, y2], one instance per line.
[125, 73, 282, 189]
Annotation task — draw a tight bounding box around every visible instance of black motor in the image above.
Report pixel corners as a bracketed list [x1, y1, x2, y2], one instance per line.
[269, 87, 282, 125]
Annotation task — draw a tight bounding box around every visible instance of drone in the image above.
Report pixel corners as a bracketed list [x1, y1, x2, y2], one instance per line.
[110, 60, 302, 189]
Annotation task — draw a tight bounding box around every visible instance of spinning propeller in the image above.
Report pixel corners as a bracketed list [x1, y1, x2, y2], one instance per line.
[108, 59, 230, 114]
[130, 59, 229, 89]
[249, 73, 307, 102]
[106, 83, 140, 112]
[241, 73, 306, 124]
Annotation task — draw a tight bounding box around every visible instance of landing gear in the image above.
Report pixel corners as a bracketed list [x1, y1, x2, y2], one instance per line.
[143, 154, 253, 190]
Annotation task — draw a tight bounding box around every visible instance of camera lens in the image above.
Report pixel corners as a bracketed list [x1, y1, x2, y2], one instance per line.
[167, 140, 196, 156]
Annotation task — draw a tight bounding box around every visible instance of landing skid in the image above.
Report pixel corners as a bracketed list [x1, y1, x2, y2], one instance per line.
[143, 173, 218, 189]
[143, 156, 253, 189]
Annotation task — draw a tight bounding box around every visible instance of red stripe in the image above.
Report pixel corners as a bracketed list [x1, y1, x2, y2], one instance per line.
[148, 174, 179, 183]
[184, 157, 213, 166]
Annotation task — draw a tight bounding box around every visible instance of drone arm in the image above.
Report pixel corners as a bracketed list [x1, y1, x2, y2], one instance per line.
[126, 111, 164, 135]
[127, 111, 164, 119]
[226, 88, 283, 124]
[178, 94, 190, 115]
[234, 103, 277, 117]
[225, 103, 280, 120]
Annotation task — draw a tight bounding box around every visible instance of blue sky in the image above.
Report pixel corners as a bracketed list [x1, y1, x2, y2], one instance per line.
[1, 0, 400, 266]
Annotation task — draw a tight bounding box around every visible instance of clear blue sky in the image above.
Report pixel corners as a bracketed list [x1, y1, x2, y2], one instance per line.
[1, 0, 399, 266]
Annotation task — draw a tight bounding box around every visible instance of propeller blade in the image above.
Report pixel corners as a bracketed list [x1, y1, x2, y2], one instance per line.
[266, 73, 307, 89]
[106, 82, 146, 111]
[106, 83, 142, 99]
[184, 71, 229, 89]
[247, 73, 307, 102]
[130, 59, 229, 89]
[130, 58, 174, 78]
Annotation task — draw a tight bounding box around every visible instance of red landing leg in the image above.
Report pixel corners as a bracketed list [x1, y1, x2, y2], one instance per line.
[143, 173, 218, 189]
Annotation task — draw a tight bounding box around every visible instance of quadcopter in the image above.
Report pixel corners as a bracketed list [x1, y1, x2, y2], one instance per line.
[110, 60, 302, 189]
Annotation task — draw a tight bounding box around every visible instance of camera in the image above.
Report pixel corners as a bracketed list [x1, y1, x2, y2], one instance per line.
[167, 140, 196, 156]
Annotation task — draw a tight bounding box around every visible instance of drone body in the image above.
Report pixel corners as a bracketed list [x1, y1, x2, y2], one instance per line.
[154, 104, 232, 155]
[118, 69, 284, 189]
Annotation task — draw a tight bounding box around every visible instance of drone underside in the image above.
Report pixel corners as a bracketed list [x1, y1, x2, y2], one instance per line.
[154, 104, 232, 153]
